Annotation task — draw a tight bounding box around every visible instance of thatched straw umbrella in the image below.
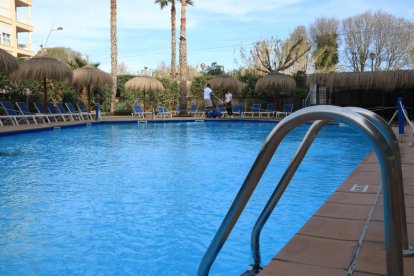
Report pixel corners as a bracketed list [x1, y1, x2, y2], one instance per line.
[307, 71, 414, 91]
[13, 56, 73, 111]
[125, 76, 164, 111]
[307, 71, 414, 108]
[73, 65, 112, 111]
[208, 75, 243, 96]
[0, 48, 18, 75]
[255, 73, 296, 106]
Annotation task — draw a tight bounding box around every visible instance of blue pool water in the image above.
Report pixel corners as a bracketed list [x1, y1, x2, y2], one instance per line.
[0, 121, 371, 275]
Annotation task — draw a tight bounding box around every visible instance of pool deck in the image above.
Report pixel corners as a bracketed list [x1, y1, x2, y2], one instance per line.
[260, 132, 414, 275]
[1, 116, 413, 275]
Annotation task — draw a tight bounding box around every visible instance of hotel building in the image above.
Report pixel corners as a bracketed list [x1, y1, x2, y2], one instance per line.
[0, 0, 34, 58]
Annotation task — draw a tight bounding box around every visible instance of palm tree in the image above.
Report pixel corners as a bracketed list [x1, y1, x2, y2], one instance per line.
[110, 0, 118, 113]
[155, 0, 193, 79]
[178, 0, 188, 115]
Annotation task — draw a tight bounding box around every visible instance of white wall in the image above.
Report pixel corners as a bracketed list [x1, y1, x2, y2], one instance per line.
[0, 0, 11, 18]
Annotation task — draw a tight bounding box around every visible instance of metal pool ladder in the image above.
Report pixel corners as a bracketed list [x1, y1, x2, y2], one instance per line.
[198, 105, 413, 276]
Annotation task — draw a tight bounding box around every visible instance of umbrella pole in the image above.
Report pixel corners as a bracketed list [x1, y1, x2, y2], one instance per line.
[144, 91, 146, 112]
[87, 84, 91, 112]
[43, 78, 48, 112]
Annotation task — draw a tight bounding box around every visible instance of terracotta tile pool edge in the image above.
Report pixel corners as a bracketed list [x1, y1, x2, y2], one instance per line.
[260, 132, 414, 275]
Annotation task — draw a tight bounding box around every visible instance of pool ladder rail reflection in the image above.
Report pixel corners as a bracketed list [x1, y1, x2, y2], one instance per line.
[198, 105, 414, 276]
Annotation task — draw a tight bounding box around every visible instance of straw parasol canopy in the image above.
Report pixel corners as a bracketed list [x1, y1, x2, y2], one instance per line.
[73, 65, 112, 111]
[125, 76, 164, 111]
[13, 56, 73, 111]
[208, 75, 243, 94]
[0, 48, 19, 75]
[255, 73, 296, 92]
[307, 70, 414, 91]
[255, 73, 296, 106]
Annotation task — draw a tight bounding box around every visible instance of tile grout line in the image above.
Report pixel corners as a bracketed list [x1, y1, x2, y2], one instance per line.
[346, 183, 382, 276]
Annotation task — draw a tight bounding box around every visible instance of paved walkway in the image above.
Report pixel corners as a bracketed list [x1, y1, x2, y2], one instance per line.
[260, 132, 414, 275]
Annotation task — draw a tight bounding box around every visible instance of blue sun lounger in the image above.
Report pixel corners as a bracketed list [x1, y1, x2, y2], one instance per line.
[232, 104, 244, 117]
[244, 103, 261, 117]
[76, 102, 96, 120]
[188, 103, 204, 117]
[16, 102, 49, 124]
[131, 105, 151, 118]
[172, 104, 180, 116]
[66, 102, 90, 120]
[49, 102, 73, 122]
[276, 104, 294, 118]
[0, 101, 31, 125]
[34, 102, 59, 122]
[55, 102, 82, 121]
[157, 107, 172, 119]
[259, 103, 275, 118]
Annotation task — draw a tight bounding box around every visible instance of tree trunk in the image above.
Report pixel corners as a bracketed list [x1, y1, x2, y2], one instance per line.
[178, 0, 188, 116]
[110, 0, 118, 113]
[43, 78, 48, 112]
[171, 2, 176, 79]
[87, 84, 91, 112]
[143, 91, 146, 112]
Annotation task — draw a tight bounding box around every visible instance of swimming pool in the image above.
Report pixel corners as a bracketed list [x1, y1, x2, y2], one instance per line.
[0, 121, 371, 275]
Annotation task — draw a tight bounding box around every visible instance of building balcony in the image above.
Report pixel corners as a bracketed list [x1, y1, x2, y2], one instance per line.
[16, 20, 32, 32]
[16, 46, 33, 58]
[17, 43, 27, 49]
[16, 15, 32, 26]
[15, 0, 32, 8]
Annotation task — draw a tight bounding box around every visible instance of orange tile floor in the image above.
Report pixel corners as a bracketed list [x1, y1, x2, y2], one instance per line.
[260, 133, 414, 275]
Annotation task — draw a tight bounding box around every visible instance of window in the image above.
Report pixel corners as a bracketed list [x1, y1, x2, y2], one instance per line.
[317, 85, 327, 104]
[1, 32, 11, 45]
[0, 22, 11, 45]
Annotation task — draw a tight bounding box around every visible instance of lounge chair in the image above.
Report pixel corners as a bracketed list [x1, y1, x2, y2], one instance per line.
[55, 102, 81, 121]
[48, 102, 73, 122]
[76, 102, 96, 120]
[34, 102, 59, 122]
[259, 103, 276, 118]
[0, 101, 31, 125]
[171, 104, 180, 116]
[276, 104, 294, 118]
[218, 104, 228, 117]
[131, 104, 151, 118]
[244, 103, 261, 117]
[233, 104, 244, 117]
[188, 103, 204, 117]
[65, 102, 89, 121]
[16, 102, 49, 124]
[157, 107, 172, 119]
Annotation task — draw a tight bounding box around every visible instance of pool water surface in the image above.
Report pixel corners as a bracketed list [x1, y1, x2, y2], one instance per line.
[0, 121, 371, 275]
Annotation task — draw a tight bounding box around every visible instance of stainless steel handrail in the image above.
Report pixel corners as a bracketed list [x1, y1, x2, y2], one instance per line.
[251, 120, 327, 271]
[198, 105, 404, 276]
[347, 107, 412, 256]
[251, 106, 413, 273]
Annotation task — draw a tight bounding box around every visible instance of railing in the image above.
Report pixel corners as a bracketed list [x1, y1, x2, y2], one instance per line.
[17, 43, 27, 49]
[198, 105, 412, 276]
[302, 90, 311, 108]
[16, 16, 33, 26]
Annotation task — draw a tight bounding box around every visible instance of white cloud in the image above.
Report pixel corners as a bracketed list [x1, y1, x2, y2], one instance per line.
[194, 0, 305, 16]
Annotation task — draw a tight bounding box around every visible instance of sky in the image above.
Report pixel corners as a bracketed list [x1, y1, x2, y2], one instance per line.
[31, 0, 414, 74]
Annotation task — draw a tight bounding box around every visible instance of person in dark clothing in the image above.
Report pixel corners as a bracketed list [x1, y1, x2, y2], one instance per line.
[225, 90, 233, 117]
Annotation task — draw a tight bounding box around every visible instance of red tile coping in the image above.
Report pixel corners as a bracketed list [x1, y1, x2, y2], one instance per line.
[260, 133, 414, 275]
